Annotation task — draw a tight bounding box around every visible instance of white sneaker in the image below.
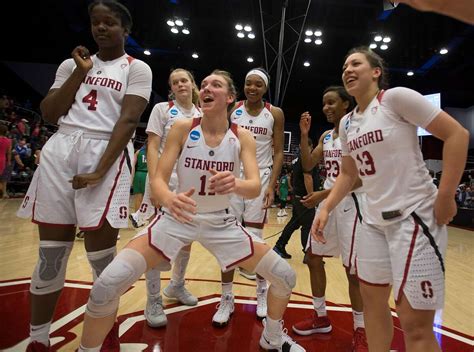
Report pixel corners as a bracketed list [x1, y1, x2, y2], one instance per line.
[212, 294, 234, 327]
[129, 213, 145, 228]
[260, 319, 306, 351]
[256, 288, 267, 319]
[282, 210, 288, 217]
[238, 267, 256, 280]
[163, 283, 198, 306]
[277, 210, 283, 217]
[145, 295, 167, 328]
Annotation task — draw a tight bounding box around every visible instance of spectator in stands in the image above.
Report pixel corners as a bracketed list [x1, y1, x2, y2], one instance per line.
[12, 137, 30, 173]
[17, 117, 27, 137]
[457, 184, 469, 207]
[0, 124, 12, 198]
[465, 186, 473, 208]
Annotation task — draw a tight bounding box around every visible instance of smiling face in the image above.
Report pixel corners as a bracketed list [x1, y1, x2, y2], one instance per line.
[322, 90, 349, 124]
[342, 52, 381, 98]
[199, 74, 235, 114]
[244, 74, 267, 103]
[90, 4, 128, 49]
[169, 70, 194, 103]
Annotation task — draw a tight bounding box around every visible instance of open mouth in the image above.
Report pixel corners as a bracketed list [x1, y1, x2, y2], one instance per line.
[202, 96, 214, 103]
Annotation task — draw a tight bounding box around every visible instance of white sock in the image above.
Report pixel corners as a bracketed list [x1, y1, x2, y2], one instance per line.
[222, 282, 233, 296]
[353, 310, 365, 329]
[313, 296, 327, 316]
[146, 268, 161, 296]
[256, 277, 267, 294]
[78, 344, 102, 352]
[29, 322, 51, 346]
[170, 249, 190, 287]
[264, 317, 282, 344]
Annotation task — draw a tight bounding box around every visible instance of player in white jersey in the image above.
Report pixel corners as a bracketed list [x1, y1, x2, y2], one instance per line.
[78, 70, 305, 352]
[312, 47, 469, 351]
[129, 70, 202, 228]
[134, 69, 202, 328]
[17, 2, 152, 352]
[213, 68, 285, 325]
[292, 86, 368, 351]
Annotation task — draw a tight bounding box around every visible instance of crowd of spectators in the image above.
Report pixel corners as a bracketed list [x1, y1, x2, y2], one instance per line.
[0, 94, 54, 197]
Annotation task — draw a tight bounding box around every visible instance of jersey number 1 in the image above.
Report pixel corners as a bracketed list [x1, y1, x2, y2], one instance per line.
[82, 90, 98, 111]
[199, 175, 215, 196]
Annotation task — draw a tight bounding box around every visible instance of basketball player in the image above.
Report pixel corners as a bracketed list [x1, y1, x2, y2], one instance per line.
[78, 70, 305, 352]
[133, 68, 201, 328]
[292, 86, 368, 351]
[312, 47, 469, 351]
[212, 68, 285, 326]
[16, 1, 152, 351]
[129, 69, 201, 228]
[132, 142, 148, 216]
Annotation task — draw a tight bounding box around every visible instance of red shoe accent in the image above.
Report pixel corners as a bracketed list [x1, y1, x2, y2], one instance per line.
[292, 312, 332, 335]
[100, 322, 120, 352]
[26, 341, 50, 352]
[352, 327, 369, 352]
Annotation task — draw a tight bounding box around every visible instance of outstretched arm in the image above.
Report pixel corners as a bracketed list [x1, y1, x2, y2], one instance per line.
[398, 0, 474, 24]
[311, 156, 359, 242]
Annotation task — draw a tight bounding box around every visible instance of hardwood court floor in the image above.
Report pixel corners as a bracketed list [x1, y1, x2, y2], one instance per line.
[0, 198, 473, 351]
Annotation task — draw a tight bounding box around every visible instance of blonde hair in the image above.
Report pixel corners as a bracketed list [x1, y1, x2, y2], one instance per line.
[168, 68, 200, 105]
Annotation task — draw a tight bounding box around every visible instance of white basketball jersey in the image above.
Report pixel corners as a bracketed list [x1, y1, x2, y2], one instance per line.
[339, 88, 440, 225]
[322, 129, 342, 190]
[53, 54, 152, 134]
[230, 101, 274, 168]
[177, 118, 241, 213]
[146, 100, 202, 156]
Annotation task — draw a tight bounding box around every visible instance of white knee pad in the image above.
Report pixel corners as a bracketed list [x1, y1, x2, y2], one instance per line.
[30, 241, 74, 295]
[86, 248, 147, 318]
[255, 250, 296, 298]
[86, 246, 116, 281]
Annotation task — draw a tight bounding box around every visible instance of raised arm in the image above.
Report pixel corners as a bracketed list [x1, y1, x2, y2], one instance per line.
[299, 112, 326, 172]
[41, 46, 92, 124]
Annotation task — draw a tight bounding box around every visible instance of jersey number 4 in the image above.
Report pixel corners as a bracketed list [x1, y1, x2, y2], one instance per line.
[82, 90, 98, 111]
[356, 151, 376, 176]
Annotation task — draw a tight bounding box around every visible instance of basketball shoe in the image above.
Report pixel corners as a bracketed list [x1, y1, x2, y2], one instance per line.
[292, 312, 332, 335]
[260, 319, 306, 351]
[145, 295, 167, 328]
[212, 293, 234, 327]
